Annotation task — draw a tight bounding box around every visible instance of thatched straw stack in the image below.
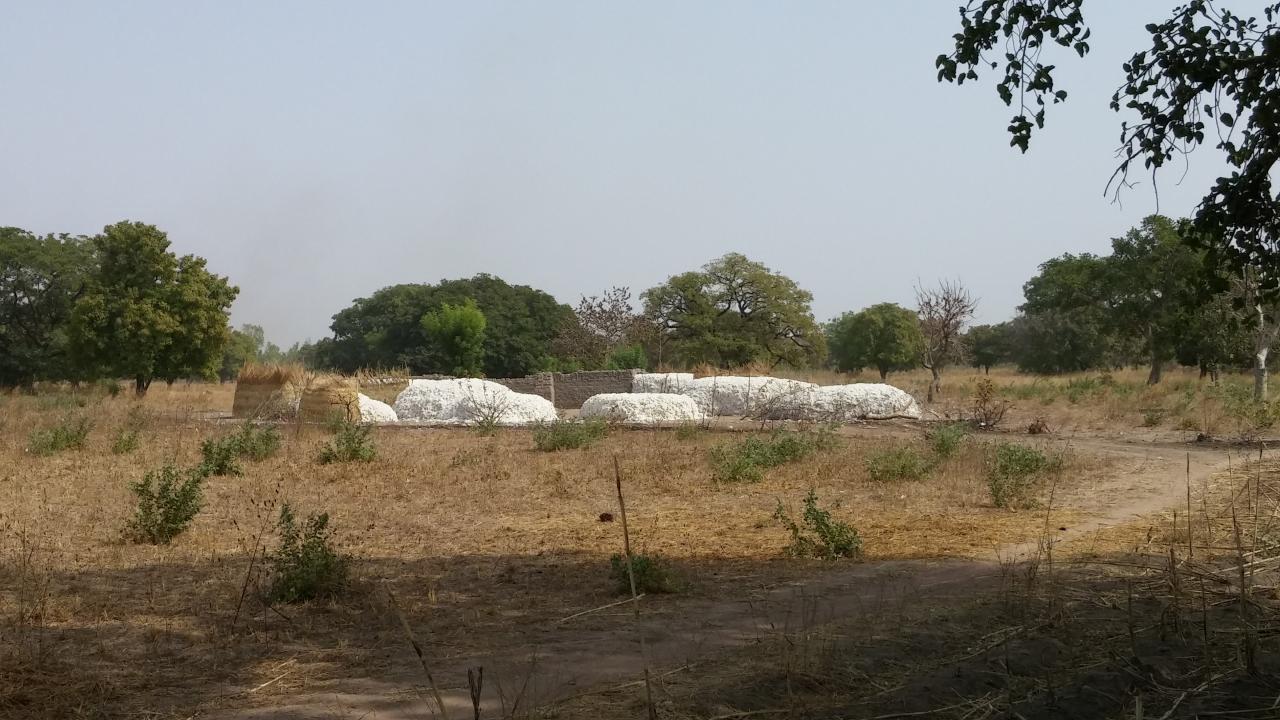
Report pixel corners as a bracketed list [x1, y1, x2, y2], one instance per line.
[232, 363, 306, 419]
[297, 374, 360, 424]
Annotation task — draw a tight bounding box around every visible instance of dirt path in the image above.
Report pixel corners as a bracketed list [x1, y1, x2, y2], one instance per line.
[211, 435, 1241, 719]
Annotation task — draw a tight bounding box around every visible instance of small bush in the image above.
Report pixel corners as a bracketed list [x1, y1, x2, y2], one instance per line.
[1215, 383, 1280, 440]
[708, 428, 836, 483]
[609, 553, 675, 595]
[969, 378, 1010, 429]
[532, 418, 609, 451]
[673, 422, 706, 441]
[986, 443, 1060, 509]
[927, 422, 968, 459]
[317, 420, 376, 464]
[127, 465, 204, 544]
[864, 445, 933, 483]
[1141, 408, 1166, 427]
[198, 421, 282, 476]
[774, 489, 862, 560]
[28, 416, 92, 456]
[96, 378, 122, 397]
[267, 504, 349, 603]
[112, 429, 141, 455]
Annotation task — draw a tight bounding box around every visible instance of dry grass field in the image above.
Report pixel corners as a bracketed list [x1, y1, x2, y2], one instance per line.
[1, 370, 1276, 719]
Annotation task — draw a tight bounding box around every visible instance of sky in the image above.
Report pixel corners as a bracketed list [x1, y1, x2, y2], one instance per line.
[1, 1, 1259, 346]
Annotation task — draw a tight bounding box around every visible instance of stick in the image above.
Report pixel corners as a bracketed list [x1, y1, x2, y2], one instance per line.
[556, 594, 647, 623]
[1186, 453, 1194, 559]
[386, 583, 450, 720]
[468, 666, 483, 720]
[614, 455, 658, 720]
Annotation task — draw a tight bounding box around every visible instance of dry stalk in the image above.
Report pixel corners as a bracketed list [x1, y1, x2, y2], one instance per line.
[614, 454, 658, 720]
[385, 582, 450, 720]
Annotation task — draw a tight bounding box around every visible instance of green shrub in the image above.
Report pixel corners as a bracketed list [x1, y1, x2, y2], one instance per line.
[605, 344, 648, 371]
[96, 378, 123, 397]
[112, 429, 141, 455]
[864, 445, 933, 483]
[532, 418, 609, 451]
[198, 421, 282, 476]
[673, 422, 706, 441]
[1214, 383, 1280, 439]
[317, 420, 376, 464]
[708, 428, 836, 483]
[126, 465, 204, 544]
[609, 553, 675, 594]
[267, 504, 349, 603]
[1141, 408, 1166, 427]
[773, 489, 862, 560]
[28, 416, 92, 456]
[986, 443, 1060, 509]
[927, 422, 969, 459]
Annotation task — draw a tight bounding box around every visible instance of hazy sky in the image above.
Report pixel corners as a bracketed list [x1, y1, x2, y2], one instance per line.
[2, 2, 1257, 346]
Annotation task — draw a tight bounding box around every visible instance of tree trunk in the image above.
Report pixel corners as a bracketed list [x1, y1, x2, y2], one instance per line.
[134, 376, 151, 397]
[878, 367, 888, 381]
[1147, 355, 1163, 385]
[927, 366, 941, 402]
[1256, 347, 1270, 403]
[984, 365, 990, 375]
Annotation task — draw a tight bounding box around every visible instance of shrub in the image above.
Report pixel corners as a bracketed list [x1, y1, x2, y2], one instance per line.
[864, 445, 933, 483]
[609, 553, 675, 594]
[532, 418, 609, 452]
[96, 378, 123, 397]
[986, 443, 1060, 509]
[708, 428, 836, 483]
[266, 504, 349, 603]
[112, 429, 141, 455]
[927, 422, 969, 459]
[968, 378, 1009, 429]
[28, 416, 92, 456]
[773, 489, 862, 560]
[126, 465, 204, 544]
[317, 420, 376, 464]
[673, 422, 706, 441]
[1214, 383, 1280, 440]
[198, 421, 282, 476]
[1141, 408, 1166, 427]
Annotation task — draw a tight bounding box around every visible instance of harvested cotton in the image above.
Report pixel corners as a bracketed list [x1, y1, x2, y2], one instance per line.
[358, 393, 398, 423]
[631, 372, 695, 394]
[767, 383, 921, 421]
[680, 376, 817, 417]
[393, 378, 558, 426]
[581, 393, 705, 425]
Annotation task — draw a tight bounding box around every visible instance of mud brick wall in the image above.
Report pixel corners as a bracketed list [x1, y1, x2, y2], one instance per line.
[491, 373, 555, 403]
[550, 369, 639, 409]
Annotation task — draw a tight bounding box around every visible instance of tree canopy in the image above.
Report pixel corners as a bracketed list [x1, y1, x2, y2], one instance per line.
[69, 221, 238, 395]
[0, 228, 95, 387]
[641, 253, 824, 369]
[323, 274, 571, 377]
[938, 1, 1280, 287]
[421, 299, 487, 377]
[827, 303, 923, 379]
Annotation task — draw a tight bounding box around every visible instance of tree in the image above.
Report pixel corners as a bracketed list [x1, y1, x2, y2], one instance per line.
[0, 228, 95, 387]
[965, 322, 1014, 374]
[69, 221, 237, 396]
[916, 280, 977, 401]
[219, 325, 263, 382]
[938, 1, 1280, 288]
[553, 286, 648, 369]
[642, 253, 825, 369]
[826, 303, 923, 380]
[326, 275, 571, 377]
[421, 298, 487, 377]
[1236, 266, 1280, 400]
[1018, 252, 1130, 373]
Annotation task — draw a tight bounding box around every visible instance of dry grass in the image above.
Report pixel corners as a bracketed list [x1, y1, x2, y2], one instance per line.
[0, 383, 1121, 717]
[235, 362, 307, 386]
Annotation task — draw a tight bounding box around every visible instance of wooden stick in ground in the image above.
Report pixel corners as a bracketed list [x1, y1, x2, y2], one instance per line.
[1186, 453, 1194, 559]
[386, 583, 450, 720]
[614, 454, 658, 720]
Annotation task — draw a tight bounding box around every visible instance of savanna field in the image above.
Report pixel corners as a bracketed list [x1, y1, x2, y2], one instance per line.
[3, 367, 1278, 719]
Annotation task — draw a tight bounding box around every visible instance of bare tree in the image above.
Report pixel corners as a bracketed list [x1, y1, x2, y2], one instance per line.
[916, 280, 977, 403]
[553, 287, 647, 368]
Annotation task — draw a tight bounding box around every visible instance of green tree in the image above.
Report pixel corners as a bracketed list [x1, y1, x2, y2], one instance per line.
[827, 303, 922, 380]
[421, 298, 487, 376]
[69, 222, 237, 396]
[965, 322, 1014, 374]
[938, 1, 1280, 288]
[220, 324, 267, 381]
[0, 228, 95, 387]
[1018, 253, 1125, 374]
[326, 275, 571, 377]
[642, 253, 825, 368]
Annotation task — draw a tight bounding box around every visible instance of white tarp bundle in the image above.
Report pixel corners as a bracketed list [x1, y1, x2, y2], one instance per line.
[678, 376, 817, 417]
[357, 393, 398, 423]
[765, 383, 921, 421]
[392, 378, 558, 426]
[580, 393, 705, 425]
[631, 372, 696, 394]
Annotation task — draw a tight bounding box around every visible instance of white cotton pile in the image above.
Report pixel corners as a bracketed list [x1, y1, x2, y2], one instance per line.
[580, 393, 705, 425]
[679, 376, 818, 417]
[392, 378, 558, 426]
[631, 372, 696, 394]
[357, 393, 398, 423]
[767, 383, 921, 421]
